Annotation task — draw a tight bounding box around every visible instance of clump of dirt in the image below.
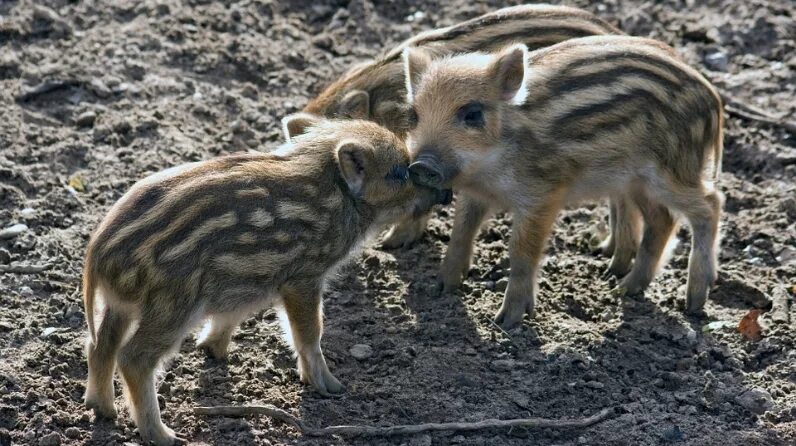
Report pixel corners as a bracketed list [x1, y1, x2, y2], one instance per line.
[1, 0, 794, 445]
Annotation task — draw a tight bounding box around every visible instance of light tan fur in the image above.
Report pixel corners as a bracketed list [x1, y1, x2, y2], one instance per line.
[404, 36, 724, 328]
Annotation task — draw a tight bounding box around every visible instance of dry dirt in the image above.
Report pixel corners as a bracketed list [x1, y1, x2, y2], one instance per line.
[1, 0, 795, 445]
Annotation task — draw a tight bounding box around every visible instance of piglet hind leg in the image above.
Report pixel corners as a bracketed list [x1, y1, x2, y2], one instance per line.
[494, 193, 563, 329]
[603, 194, 642, 279]
[680, 189, 722, 313]
[617, 188, 676, 296]
[117, 307, 191, 446]
[196, 312, 246, 360]
[85, 306, 133, 419]
[280, 282, 344, 396]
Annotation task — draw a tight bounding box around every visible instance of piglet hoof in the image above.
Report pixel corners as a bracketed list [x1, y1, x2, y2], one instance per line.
[197, 339, 229, 361]
[593, 236, 614, 257]
[494, 300, 534, 330]
[617, 274, 649, 297]
[602, 262, 630, 280]
[140, 423, 180, 446]
[432, 278, 459, 297]
[685, 292, 709, 316]
[381, 224, 423, 249]
[310, 375, 345, 397]
[85, 396, 117, 420]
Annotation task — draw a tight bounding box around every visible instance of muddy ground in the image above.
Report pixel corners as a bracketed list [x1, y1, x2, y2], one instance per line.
[1, 0, 795, 445]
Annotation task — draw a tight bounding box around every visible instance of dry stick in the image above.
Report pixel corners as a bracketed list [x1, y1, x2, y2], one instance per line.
[0, 263, 51, 274]
[194, 405, 616, 438]
[718, 91, 796, 134]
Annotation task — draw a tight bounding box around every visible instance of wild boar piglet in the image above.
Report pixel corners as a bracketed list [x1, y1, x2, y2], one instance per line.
[82, 118, 451, 445]
[404, 36, 723, 328]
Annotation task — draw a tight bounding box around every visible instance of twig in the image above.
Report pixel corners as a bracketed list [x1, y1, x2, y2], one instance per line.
[0, 263, 51, 274]
[194, 404, 616, 437]
[716, 90, 796, 134]
[724, 103, 796, 134]
[195, 405, 304, 430]
[15, 79, 83, 103]
[489, 318, 513, 339]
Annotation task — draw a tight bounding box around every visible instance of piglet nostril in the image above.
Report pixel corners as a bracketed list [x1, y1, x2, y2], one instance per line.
[409, 161, 443, 188]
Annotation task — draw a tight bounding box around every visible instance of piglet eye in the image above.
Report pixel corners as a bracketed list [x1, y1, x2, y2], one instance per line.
[458, 102, 485, 128]
[407, 107, 418, 129]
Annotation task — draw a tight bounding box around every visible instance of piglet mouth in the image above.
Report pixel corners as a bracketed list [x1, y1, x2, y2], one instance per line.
[437, 189, 453, 206]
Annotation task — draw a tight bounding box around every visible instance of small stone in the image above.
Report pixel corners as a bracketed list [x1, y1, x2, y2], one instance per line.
[89, 79, 111, 98]
[735, 388, 773, 414]
[495, 278, 509, 292]
[686, 328, 698, 344]
[0, 249, 10, 265]
[311, 33, 333, 50]
[578, 436, 587, 444]
[704, 51, 728, 71]
[585, 380, 605, 389]
[349, 344, 373, 360]
[38, 432, 61, 446]
[76, 111, 97, 127]
[0, 428, 10, 446]
[661, 425, 684, 442]
[0, 224, 28, 239]
[18, 208, 36, 220]
[41, 327, 57, 338]
[64, 427, 80, 439]
[490, 359, 517, 372]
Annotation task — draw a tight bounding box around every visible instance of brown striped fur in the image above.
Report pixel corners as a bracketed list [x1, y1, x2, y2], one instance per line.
[301, 4, 620, 138]
[82, 119, 449, 445]
[291, 4, 630, 259]
[404, 36, 724, 329]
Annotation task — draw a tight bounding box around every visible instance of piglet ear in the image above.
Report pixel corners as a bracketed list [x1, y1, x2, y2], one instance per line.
[490, 44, 528, 104]
[336, 140, 372, 195]
[403, 47, 433, 103]
[281, 112, 322, 141]
[339, 90, 370, 119]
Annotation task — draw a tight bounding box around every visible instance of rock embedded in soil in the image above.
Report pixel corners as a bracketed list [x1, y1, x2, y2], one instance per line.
[64, 427, 80, 439]
[38, 432, 61, 446]
[349, 344, 373, 360]
[735, 388, 774, 414]
[0, 224, 28, 239]
[75, 111, 97, 127]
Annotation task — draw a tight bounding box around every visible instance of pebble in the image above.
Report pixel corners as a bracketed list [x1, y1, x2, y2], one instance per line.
[76, 111, 97, 127]
[38, 432, 61, 446]
[585, 380, 605, 389]
[661, 425, 684, 442]
[64, 427, 80, 439]
[349, 344, 373, 360]
[490, 359, 518, 372]
[735, 388, 773, 414]
[0, 248, 10, 265]
[41, 327, 58, 338]
[0, 224, 28, 239]
[89, 79, 112, 98]
[19, 208, 36, 220]
[704, 51, 729, 71]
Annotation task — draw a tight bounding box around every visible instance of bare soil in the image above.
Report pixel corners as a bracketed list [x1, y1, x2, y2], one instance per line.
[1, 1, 794, 445]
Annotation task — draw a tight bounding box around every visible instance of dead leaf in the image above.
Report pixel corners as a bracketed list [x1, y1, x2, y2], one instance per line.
[68, 175, 85, 192]
[738, 309, 763, 341]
